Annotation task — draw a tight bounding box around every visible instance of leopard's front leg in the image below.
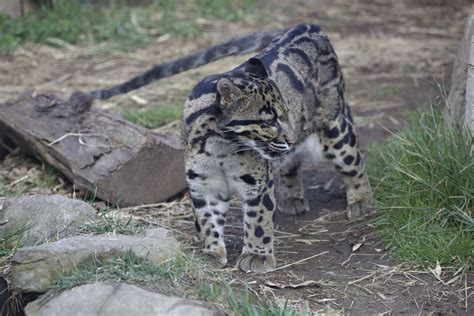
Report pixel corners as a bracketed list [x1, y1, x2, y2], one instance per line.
[230, 157, 276, 273]
[237, 187, 277, 273]
[187, 170, 230, 267]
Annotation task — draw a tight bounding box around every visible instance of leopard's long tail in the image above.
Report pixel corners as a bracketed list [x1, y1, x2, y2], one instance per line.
[88, 28, 286, 100]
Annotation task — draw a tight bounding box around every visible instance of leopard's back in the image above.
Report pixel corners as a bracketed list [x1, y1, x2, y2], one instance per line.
[253, 24, 346, 140]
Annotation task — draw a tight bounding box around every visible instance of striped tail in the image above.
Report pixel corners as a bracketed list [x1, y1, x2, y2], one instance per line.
[89, 28, 286, 100]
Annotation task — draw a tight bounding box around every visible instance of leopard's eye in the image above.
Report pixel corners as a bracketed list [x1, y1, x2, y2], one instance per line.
[260, 105, 278, 126]
[263, 116, 276, 125]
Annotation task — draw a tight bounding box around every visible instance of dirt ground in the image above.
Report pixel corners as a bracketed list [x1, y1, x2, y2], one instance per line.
[1, 0, 473, 314]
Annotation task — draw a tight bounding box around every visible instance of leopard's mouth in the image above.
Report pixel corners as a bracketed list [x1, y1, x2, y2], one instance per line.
[260, 144, 291, 160]
[242, 140, 291, 160]
[267, 141, 291, 153]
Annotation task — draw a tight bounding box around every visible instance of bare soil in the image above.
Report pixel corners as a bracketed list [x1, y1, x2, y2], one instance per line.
[1, 0, 473, 314]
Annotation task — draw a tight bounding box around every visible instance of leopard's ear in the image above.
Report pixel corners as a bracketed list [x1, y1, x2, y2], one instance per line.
[245, 57, 268, 78]
[216, 77, 243, 108]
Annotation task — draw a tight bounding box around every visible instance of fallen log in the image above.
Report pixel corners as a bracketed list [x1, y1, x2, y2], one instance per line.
[0, 91, 187, 206]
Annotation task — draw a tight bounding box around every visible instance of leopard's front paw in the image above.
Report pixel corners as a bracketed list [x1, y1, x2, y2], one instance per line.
[203, 244, 228, 268]
[236, 253, 276, 273]
[346, 179, 375, 219]
[346, 198, 375, 219]
[277, 197, 310, 215]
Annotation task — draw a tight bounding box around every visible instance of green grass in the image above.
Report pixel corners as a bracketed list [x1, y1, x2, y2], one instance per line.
[0, 225, 30, 257]
[0, 0, 257, 54]
[0, 224, 29, 314]
[375, 84, 401, 98]
[0, 174, 10, 198]
[0, 171, 30, 255]
[194, 0, 256, 21]
[123, 104, 182, 128]
[367, 107, 473, 272]
[78, 208, 144, 235]
[34, 163, 63, 189]
[54, 250, 304, 315]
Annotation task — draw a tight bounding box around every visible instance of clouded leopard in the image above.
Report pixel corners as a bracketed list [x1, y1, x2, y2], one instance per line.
[73, 23, 373, 273]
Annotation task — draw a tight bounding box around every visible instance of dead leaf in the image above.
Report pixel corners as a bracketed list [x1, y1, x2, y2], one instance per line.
[430, 260, 442, 279]
[130, 95, 148, 105]
[156, 33, 171, 43]
[265, 280, 320, 289]
[435, 260, 442, 277]
[352, 236, 366, 252]
[352, 242, 363, 252]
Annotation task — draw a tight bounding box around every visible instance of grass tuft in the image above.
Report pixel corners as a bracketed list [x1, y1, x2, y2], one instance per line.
[78, 208, 143, 235]
[122, 104, 182, 129]
[0, 225, 29, 257]
[367, 106, 473, 272]
[194, 0, 257, 21]
[0, 175, 10, 198]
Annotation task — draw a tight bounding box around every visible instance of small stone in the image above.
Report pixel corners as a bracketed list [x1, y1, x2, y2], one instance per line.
[0, 195, 97, 247]
[11, 228, 179, 293]
[25, 282, 222, 316]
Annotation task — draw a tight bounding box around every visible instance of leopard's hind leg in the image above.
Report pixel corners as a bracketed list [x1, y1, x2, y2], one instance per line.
[273, 135, 324, 215]
[313, 45, 373, 218]
[318, 110, 373, 218]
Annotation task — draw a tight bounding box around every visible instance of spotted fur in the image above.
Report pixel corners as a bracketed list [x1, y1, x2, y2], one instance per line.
[80, 23, 373, 273]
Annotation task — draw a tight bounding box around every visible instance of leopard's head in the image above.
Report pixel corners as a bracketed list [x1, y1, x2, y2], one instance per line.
[216, 58, 295, 159]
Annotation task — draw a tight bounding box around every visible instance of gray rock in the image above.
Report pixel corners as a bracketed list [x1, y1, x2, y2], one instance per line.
[11, 228, 179, 292]
[0, 195, 97, 247]
[25, 282, 221, 316]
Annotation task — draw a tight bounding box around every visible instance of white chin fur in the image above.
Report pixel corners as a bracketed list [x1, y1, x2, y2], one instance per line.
[257, 147, 288, 160]
[247, 140, 289, 160]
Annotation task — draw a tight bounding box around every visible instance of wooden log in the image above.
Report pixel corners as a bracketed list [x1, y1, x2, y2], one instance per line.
[0, 91, 187, 206]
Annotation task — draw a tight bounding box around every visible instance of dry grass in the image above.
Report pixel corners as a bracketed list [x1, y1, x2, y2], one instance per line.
[111, 198, 472, 313]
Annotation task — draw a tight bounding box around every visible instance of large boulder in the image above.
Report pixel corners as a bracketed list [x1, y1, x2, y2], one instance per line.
[10, 228, 179, 292]
[0, 195, 97, 247]
[25, 282, 221, 316]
